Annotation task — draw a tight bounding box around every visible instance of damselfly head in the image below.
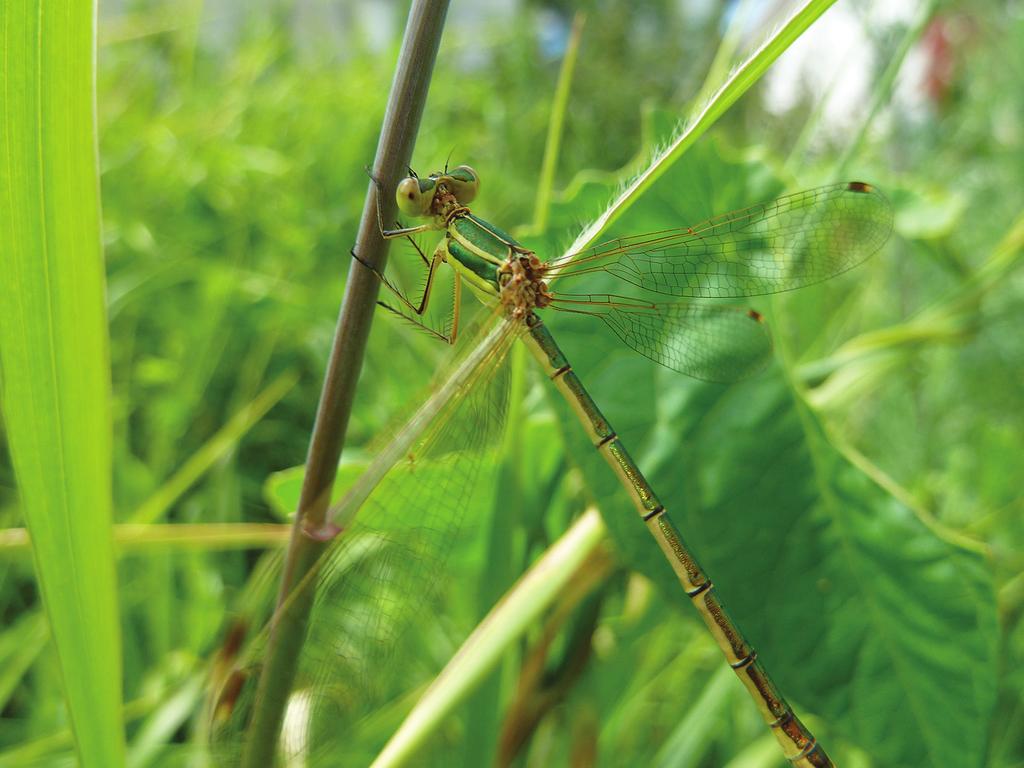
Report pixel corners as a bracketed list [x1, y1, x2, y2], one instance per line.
[395, 165, 478, 218]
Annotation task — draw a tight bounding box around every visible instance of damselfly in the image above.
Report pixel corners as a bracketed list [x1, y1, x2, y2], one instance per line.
[344, 165, 892, 766]
[223, 165, 892, 767]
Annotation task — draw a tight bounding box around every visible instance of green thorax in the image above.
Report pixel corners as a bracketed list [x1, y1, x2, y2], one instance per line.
[444, 212, 527, 298]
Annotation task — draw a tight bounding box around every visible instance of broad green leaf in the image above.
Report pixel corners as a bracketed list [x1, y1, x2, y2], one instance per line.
[0, 612, 49, 709]
[0, 2, 125, 766]
[263, 461, 368, 522]
[675, 378, 995, 765]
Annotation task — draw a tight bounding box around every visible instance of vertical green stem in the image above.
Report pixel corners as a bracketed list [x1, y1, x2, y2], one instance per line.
[530, 12, 585, 233]
[239, 3, 450, 764]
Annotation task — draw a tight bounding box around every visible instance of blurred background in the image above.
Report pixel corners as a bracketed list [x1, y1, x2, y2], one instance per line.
[2, 0, 1022, 765]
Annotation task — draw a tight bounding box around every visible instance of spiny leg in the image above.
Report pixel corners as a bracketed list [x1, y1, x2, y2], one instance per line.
[376, 300, 454, 344]
[350, 247, 420, 312]
[448, 272, 461, 346]
[400, 226, 431, 268]
[351, 167, 435, 302]
[355, 238, 461, 344]
[377, 270, 461, 346]
[352, 244, 442, 314]
[354, 167, 457, 343]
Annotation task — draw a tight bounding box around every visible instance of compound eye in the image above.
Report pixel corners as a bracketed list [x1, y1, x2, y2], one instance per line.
[395, 177, 432, 217]
[447, 165, 479, 205]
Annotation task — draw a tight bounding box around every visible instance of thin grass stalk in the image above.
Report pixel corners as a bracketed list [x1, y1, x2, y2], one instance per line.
[0, 523, 290, 553]
[239, 3, 450, 764]
[131, 371, 297, 525]
[529, 12, 585, 233]
[370, 509, 609, 768]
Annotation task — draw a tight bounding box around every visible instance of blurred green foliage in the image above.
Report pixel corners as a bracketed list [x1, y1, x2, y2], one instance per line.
[1, 0, 1022, 766]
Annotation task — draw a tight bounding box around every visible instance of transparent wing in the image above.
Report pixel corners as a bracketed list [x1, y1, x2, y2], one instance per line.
[212, 320, 519, 765]
[549, 182, 893, 299]
[553, 297, 771, 382]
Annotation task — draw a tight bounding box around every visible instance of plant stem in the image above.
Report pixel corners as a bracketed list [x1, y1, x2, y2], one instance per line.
[530, 12, 585, 233]
[239, 3, 450, 764]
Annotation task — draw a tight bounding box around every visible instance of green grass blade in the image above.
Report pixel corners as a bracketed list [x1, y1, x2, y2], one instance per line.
[0, 612, 49, 710]
[371, 509, 608, 768]
[0, 524, 290, 555]
[652, 665, 736, 768]
[126, 672, 205, 768]
[559, 0, 838, 261]
[130, 371, 297, 524]
[0, 2, 125, 766]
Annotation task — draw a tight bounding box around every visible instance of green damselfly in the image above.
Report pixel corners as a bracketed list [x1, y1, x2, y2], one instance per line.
[220, 165, 892, 766]
[346, 165, 892, 766]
